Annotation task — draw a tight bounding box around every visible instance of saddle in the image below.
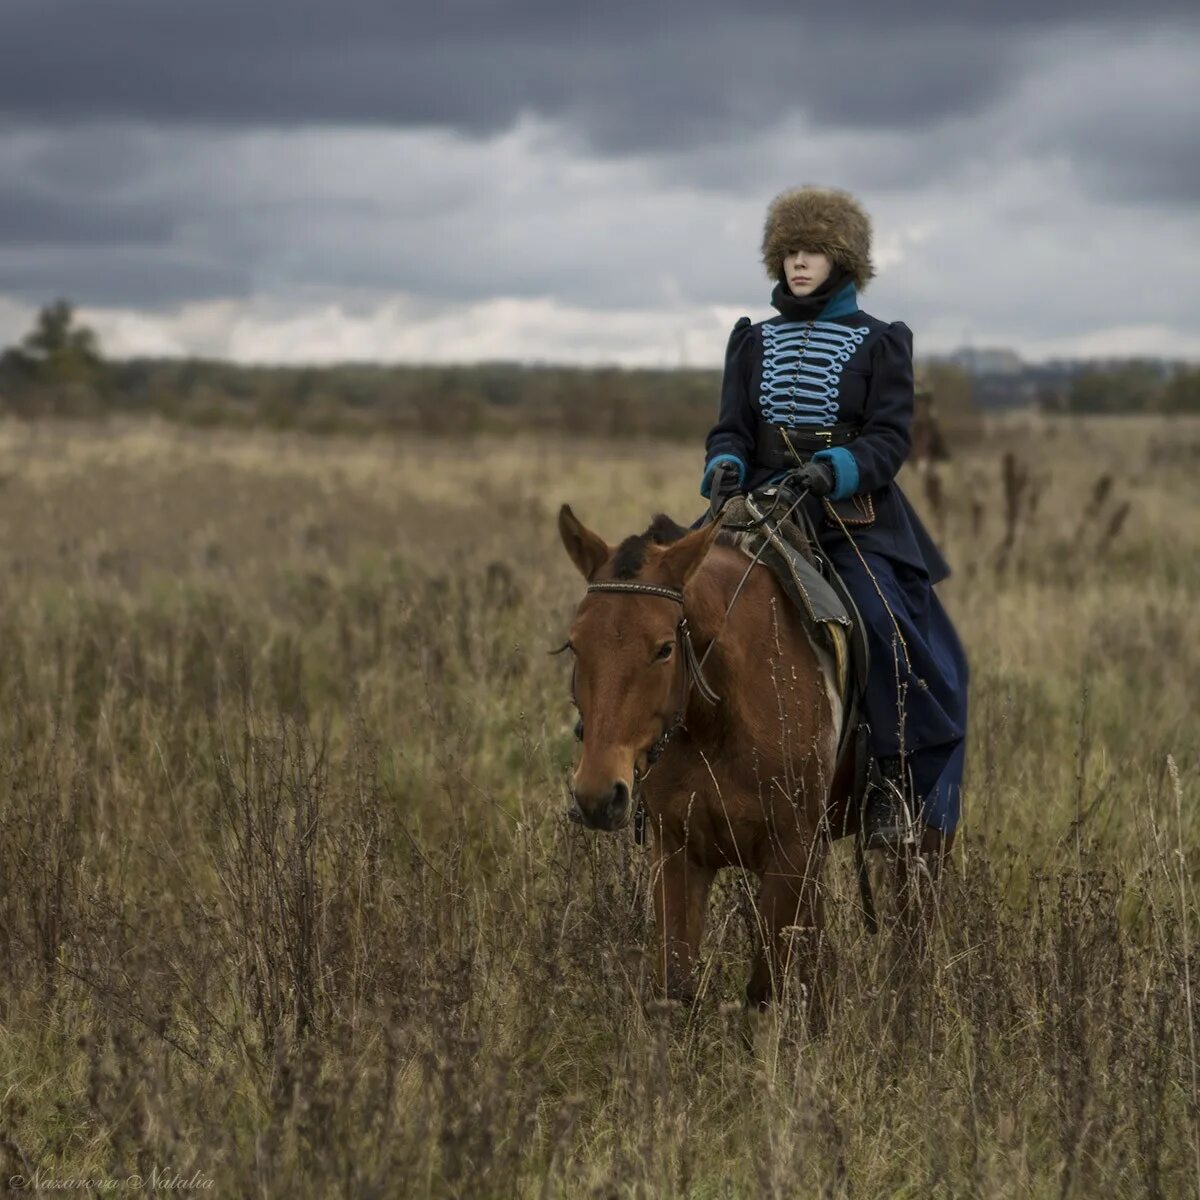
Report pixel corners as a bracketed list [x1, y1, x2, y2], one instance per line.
[719, 486, 871, 791]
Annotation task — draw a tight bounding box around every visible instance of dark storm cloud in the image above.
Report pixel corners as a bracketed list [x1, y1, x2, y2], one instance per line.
[0, 185, 170, 246]
[0, 0, 1194, 148]
[0, 245, 253, 307]
[0, 0, 1196, 325]
[1043, 102, 1200, 207]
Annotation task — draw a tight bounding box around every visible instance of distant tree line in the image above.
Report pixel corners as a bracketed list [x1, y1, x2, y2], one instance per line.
[1055, 361, 1200, 414]
[1, 302, 1195, 440]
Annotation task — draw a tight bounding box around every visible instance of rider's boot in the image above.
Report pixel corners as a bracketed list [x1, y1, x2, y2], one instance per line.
[863, 755, 917, 853]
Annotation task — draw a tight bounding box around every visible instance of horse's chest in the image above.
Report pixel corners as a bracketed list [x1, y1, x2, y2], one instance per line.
[644, 760, 817, 870]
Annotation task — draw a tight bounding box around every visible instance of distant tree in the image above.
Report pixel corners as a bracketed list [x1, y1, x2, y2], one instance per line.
[3, 299, 105, 385]
[0, 299, 108, 415]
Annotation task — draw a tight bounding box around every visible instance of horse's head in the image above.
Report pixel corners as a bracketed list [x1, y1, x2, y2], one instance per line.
[556, 505, 722, 832]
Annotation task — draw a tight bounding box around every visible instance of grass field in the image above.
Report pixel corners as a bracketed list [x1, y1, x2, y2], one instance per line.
[0, 413, 1197, 1198]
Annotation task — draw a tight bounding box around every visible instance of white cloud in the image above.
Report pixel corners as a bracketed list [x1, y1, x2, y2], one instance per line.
[73, 293, 746, 367]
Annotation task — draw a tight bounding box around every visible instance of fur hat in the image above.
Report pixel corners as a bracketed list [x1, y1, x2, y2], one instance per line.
[760, 186, 875, 290]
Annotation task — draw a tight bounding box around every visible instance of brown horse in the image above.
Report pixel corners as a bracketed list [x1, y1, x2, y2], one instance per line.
[557, 504, 950, 1018]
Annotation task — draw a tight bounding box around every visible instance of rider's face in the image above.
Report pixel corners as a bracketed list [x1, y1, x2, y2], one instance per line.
[783, 249, 833, 297]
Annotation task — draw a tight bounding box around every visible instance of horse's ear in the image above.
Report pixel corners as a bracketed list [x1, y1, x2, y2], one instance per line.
[558, 504, 611, 580]
[659, 518, 722, 590]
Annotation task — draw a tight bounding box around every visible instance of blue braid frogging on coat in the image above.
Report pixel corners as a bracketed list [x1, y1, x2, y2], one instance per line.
[759, 321, 871, 426]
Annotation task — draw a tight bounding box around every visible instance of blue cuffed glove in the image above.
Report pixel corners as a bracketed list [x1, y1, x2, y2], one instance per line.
[700, 453, 746, 498]
[810, 446, 859, 500]
[707, 463, 743, 518]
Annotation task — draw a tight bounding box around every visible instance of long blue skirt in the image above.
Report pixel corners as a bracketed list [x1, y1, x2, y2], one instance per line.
[823, 544, 969, 834]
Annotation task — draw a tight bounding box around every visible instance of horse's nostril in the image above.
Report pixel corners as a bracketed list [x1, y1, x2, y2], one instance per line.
[574, 717, 584, 742]
[609, 780, 630, 818]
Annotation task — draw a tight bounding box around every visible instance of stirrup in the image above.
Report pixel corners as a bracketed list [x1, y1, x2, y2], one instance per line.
[862, 759, 917, 852]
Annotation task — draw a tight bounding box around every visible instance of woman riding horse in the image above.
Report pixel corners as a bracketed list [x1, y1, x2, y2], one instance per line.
[700, 185, 969, 855]
[557, 187, 969, 1011]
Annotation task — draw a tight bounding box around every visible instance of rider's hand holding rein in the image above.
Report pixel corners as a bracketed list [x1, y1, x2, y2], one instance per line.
[707, 462, 743, 518]
[792, 459, 835, 497]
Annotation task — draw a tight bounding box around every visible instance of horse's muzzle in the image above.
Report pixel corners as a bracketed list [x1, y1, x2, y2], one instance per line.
[567, 779, 632, 832]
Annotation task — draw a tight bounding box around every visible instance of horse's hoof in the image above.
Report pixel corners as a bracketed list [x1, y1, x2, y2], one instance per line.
[744, 986, 771, 1013]
[645, 994, 693, 1016]
[738, 1014, 756, 1055]
[663, 985, 698, 1009]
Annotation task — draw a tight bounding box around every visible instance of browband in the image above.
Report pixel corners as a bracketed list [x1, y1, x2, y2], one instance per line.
[585, 581, 684, 604]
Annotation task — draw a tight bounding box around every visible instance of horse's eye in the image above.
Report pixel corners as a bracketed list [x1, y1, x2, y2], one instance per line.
[655, 641, 674, 661]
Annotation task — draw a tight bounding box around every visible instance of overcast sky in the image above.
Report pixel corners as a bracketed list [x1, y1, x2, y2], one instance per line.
[1, 1, 1198, 365]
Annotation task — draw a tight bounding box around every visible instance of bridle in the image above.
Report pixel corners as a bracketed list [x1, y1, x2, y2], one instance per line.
[564, 580, 718, 808]
[560, 580, 717, 844]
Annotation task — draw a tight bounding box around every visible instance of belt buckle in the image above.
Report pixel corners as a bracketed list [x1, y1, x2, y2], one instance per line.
[815, 427, 834, 447]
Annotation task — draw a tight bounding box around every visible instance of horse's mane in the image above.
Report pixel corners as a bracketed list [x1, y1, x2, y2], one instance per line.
[609, 513, 738, 580]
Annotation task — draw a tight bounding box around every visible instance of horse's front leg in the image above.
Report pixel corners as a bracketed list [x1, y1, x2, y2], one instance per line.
[746, 844, 834, 1029]
[651, 840, 715, 1005]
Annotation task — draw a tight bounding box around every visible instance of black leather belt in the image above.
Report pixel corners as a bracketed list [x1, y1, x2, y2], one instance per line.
[755, 421, 859, 472]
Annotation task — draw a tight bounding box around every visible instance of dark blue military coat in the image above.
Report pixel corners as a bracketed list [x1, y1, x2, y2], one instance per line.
[701, 283, 950, 584]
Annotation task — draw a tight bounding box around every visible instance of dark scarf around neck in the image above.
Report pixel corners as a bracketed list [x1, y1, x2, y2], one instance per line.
[770, 264, 853, 322]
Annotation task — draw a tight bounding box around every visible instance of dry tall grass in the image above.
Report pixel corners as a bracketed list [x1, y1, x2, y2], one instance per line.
[0, 413, 1197, 1198]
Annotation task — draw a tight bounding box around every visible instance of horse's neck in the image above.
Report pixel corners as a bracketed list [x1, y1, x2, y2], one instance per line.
[681, 545, 773, 740]
[685, 543, 769, 642]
